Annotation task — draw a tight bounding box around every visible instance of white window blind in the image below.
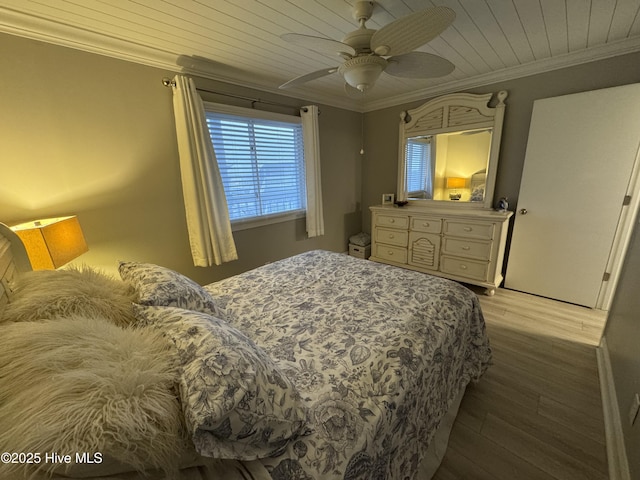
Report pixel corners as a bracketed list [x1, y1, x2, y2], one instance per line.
[405, 137, 433, 198]
[204, 108, 306, 222]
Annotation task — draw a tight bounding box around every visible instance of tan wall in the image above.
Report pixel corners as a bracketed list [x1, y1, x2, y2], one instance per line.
[0, 33, 363, 284]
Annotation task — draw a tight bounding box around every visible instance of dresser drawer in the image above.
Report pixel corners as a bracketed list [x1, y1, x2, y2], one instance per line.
[442, 237, 492, 261]
[375, 227, 408, 247]
[410, 216, 442, 234]
[375, 214, 409, 229]
[443, 220, 494, 240]
[440, 255, 489, 282]
[374, 244, 408, 264]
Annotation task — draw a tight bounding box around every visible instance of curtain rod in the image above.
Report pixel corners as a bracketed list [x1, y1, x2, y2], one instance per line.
[162, 78, 308, 112]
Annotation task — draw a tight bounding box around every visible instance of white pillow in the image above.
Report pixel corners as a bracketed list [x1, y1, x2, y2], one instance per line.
[2, 266, 137, 327]
[0, 316, 185, 478]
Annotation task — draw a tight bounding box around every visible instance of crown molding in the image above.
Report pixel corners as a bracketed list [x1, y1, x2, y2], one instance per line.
[2, 6, 639, 114]
[0, 7, 179, 70]
[363, 36, 640, 112]
[0, 7, 363, 112]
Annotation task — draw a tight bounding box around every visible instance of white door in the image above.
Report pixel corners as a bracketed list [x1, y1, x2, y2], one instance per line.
[505, 84, 640, 308]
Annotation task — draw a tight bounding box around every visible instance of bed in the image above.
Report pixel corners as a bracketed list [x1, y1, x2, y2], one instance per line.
[0, 224, 491, 480]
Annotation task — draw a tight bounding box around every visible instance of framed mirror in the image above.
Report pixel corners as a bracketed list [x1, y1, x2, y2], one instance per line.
[397, 91, 507, 209]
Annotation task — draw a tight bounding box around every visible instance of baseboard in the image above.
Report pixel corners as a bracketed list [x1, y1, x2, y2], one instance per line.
[596, 337, 631, 480]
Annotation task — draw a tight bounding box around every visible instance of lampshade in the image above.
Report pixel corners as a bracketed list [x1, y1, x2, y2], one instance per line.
[11, 216, 88, 270]
[446, 177, 466, 189]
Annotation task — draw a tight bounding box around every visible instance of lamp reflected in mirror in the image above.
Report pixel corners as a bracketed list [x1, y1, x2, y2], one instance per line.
[11, 215, 88, 270]
[446, 177, 466, 201]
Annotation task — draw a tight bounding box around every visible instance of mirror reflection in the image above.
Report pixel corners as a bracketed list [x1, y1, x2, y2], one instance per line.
[404, 128, 493, 203]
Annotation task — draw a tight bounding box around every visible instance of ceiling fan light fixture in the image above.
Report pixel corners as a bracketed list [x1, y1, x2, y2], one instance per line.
[338, 56, 388, 92]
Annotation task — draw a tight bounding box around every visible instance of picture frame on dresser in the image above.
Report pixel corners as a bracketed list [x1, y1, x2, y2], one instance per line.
[370, 91, 512, 295]
[382, 193, 395, 205]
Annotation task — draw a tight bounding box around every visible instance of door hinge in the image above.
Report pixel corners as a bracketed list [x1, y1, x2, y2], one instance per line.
[623, 195, 632, 206]
[603, 272, 611, 282]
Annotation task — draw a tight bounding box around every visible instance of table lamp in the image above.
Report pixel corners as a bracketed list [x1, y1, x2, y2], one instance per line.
[11, 215, 88, 270]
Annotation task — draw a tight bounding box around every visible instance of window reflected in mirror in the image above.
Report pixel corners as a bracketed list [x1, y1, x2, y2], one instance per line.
[404, 128, 492, 203]
[405, 137, 433, 199]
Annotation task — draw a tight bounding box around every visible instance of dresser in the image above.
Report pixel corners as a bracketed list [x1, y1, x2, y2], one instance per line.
[370, 205, 512, 295]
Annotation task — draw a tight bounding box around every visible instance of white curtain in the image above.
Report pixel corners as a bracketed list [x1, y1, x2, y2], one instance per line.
[301, 105, 324, 237]
[171, 75, 238, 266]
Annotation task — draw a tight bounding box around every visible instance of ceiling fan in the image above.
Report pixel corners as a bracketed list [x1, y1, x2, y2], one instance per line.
[279, 1, 456, 95]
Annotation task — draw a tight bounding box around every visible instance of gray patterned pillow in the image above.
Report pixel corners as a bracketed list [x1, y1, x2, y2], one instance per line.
[119, 262, 225, 319]
[133, 305, 309, 460]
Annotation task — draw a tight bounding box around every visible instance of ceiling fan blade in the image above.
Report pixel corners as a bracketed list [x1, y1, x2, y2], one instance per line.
[279, 68, 339, 89]
[385, 52, 455, 78]
[281, 33, 355, 57]
[370, 6, 455, 57]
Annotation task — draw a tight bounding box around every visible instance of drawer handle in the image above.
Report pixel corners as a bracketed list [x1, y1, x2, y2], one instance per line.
[462, 246, 471, 251]
[389, 218, 395, 223]
[423, 222, 430, 227]
[463, 227, 473, 232]
[388, 234, 395, 239]
[388, 250, 394, 256]
[459, 264, 468, 270]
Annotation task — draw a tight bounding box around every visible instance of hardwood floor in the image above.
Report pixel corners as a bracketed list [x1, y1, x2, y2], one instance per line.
[433, 287, 609, 480]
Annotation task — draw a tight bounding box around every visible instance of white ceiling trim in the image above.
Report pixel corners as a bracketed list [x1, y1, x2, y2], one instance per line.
[0, 6, 355, 110]
[3, 5, 640, 114]
[364, 36, 640, 112]
[0, 7, 177, 70]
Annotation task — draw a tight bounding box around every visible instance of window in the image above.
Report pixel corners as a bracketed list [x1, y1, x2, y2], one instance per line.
[405, 136, 433, 199]
[204, 103, 306, 226]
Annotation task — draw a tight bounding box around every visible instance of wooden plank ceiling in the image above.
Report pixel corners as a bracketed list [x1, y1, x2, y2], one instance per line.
[2, 0, 640, 111]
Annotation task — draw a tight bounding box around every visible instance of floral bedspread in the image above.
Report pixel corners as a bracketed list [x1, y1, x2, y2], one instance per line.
[205, 250, 491, 480]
